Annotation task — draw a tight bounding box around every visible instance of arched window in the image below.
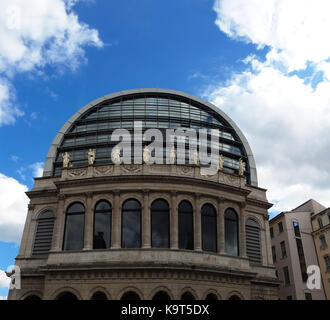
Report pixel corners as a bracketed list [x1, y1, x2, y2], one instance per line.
[91, 291, 108, 300]
[225, 208, 239, 256]
[122, 199, 141, 248]
[178, 201, 194, 250]
[32, 210, 55, 256]
[23, 295, 42, 301]
[152, 291, 171, 300]
[121, 291, 141, 300]
[205, 293, 218, 300]
[201, 204, 217, 252]
[56, 292, 78, 301]
[94, 200, 112, 249]
[246, 218, 262, 264]
[151, 199, 170, 248]
[181, 292, 195, 300]
[63, 203, 85, 251]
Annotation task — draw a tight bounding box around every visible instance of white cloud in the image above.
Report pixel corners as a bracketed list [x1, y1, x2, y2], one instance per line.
[0, 173, 29, 243]
[0, 0, 103, 126]
[209, 0, 330, 213]
[213, 0, 330, 71]
[0, 270, 10, 288]
[0, 296, 7, 300]
[29, 162, 44, 178]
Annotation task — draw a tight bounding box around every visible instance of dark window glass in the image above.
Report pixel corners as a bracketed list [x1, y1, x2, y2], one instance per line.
[296, 238, 308, 282]
[225, 208, 238, 256]
[246, 219, 261, 264]
[121, 291, 141, 300]
[293, 221, 301, 237]
[280, 241, 287, 258]
[181, 292, 195, 300]
[56, 292, 78, 301]
[151, 199, 170, 248]
[24, 295, 41, 301]
[152, 291, 171, 300]
[63, 203, 85, 251]
[201, 204, 217, 252]
[205, 293, 218, 300]
[270, 227, 274, 238]
[122, 199, 141, 248]
[278, 222, 284, 233]
[178, 201, 194, 250]
[33, 210, 55, 256]
[318, 218, 323, 229]
[324, 255, 330, 270]
[283, 266, 290, 285]
[91, 292, 108, 300]
[286, 296, 292, 300]
[94, 200, 112, 249]
[272, 246, 277, 263]
[305, 292, 312, 300]
[320, 235, 327, 249]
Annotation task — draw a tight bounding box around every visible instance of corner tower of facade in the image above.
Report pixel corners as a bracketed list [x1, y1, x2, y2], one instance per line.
[9, 89, 279, 300]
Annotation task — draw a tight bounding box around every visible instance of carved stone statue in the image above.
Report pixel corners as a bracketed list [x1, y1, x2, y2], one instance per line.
[143, 146, 151, 164]
[219, 154, 224, 171]
[170, 146, 176, 164]
[111, 147, 121, 165]
[88, 149, 96, 165]
[62, 152, 70, 168]
[194, 151, 200, 166]
[238, 158, 246, 176]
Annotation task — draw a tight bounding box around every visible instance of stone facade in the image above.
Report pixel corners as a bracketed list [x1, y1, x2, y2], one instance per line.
[8, 163, 279, 300]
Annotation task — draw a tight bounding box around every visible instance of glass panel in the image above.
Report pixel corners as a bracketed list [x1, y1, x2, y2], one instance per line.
[225, 209, 238, 256]
[179, 201, 194, 250]
[151, 199, 170, 248]
[122, 200, 141, 248]
[201, 204, 217, 252]
[94, 201, 111, 249]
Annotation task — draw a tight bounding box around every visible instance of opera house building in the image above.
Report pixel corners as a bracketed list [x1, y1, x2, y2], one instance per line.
[8, 89, 279, 300]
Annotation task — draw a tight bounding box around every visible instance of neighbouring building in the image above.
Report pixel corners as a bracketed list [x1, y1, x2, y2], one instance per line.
[269, 199, 326, 300]
[8, 89, 279, 300]
[311, 207, 330, 299]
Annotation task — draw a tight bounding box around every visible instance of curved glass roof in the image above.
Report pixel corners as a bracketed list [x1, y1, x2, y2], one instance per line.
[44, 89, 257, 185]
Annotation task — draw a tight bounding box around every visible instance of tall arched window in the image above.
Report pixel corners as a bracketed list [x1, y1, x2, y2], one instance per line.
[94, 200, 112, 249]
[63, 203, 85, 251]
[33, 210, 55, 256]
[201, 204, 217, 252]
[151, 199, 170, 248]
[246, 218, 262, 264]
[122, 199, 141, 248]
[178, 200, 194, 250]
[225, 208, 238, 256]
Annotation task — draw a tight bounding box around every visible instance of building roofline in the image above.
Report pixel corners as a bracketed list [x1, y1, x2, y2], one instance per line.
[42, 88, 258, 186]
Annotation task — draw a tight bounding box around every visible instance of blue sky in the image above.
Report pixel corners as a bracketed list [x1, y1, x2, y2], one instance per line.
[1, 0, 330, 298]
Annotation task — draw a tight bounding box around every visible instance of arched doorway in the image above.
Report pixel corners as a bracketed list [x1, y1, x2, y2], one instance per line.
[121, 291, 141, 300]
[56, 292, 79, 301]
[181, 291, 195, 300]
[205, 293, 218, 300]
[91, 291, 108, 300]
[23, 295, 42, 301]
[152, 291, 171, 300]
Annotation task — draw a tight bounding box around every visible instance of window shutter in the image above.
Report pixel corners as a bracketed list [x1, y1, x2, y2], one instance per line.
[246, 219, 261, 264]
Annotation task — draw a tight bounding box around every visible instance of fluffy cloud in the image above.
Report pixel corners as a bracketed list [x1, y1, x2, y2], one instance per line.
[0, 173, 29, 243]
[209, 0, 330, 213]
[0, 0, 102, 125]
[29, 162, 44, 178]
[213, 0, 330, 71]
[0, 296, 7, 300]
[0, 270, 10, 288]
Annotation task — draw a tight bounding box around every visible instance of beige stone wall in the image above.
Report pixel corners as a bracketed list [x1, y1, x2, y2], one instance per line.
[9, 163, 279, 300]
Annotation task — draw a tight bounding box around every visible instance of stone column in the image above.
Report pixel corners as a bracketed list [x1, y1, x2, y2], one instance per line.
[19, 204, 34, 257]
[111, 191, 121, 248]
[142, 190, 151, 248]
[194, 194, 202, 251]
[217, 198, 225, 254]
[170, 192, 178, 249]
[52, 194, 66, 251]
[83, 192, 93, 250]
[239, 203, 247, 258]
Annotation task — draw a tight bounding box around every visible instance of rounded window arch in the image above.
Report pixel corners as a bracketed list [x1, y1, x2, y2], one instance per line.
[225, 208, 239, 256]
[151, 199, 170, 248]
[205, 293, 218, 300]
[91, 291, 108, 300]
[94, 200, 112, 249]
[228, 295, 242, 300]
[201, 204, 217, 252]
[56, 291, 79, 301]
[63, 203, 85, 251]
[121, 291, 141, 300]
[181, 291, 196, 300]
[152, 291, 171, 300]
[246, 218, 262, 264]
[122, 199, 141, 248]
[33, 210, 55, 256]
[23, 294, 42, 301]
[178, 200, 194, 250]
